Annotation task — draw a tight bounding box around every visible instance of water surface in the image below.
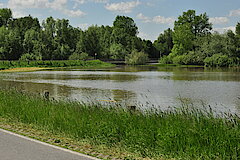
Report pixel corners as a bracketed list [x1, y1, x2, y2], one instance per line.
[0, 66, 239, 114]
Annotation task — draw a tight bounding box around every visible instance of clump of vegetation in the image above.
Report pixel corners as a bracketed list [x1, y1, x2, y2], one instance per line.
[19, 53, 42, 61]
[68, 52, 90, 60]
[125, 50, 149, 65]
[157, 10, 240, 67]
[0, 60, 114, 70]
[0, 89, 239, 159]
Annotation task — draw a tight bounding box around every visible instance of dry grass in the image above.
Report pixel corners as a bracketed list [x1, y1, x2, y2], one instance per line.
[0, 67, 50, 72]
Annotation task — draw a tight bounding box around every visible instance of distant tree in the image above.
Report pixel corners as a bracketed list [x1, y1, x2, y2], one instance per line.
[109, 43, 127, 60]
[111, 16, 138, 53]
[0, 28, 23, 60]
[23, 29, 40, 54]
[0, 8, 12, 27]
[171, 23, 194, 56]
[153, 28, 173, 57]
[41, 17, 56, 60]
[125, 50, 149, 65]
[9, 15, 40, 39]
[69, 52, 89, 60]
[236, 22, 240, 36]
[174, 10, 212, 37]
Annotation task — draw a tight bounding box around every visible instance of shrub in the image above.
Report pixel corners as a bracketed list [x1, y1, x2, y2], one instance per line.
[159, 55, 172, 64]
[204, 54, 229, 67]
[68, 52, 89, 60]
[125, 50, 149, 65]
[19, 53, 42, 61]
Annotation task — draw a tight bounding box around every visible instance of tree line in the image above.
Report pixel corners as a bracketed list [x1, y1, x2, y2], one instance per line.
[0, 8, 240, 66]
[155, 10, 240, 67]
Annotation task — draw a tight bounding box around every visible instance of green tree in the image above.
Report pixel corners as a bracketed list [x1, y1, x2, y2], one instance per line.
[23, 29, 40, 54]
[171, 23, 194, 56]
[41, 17, 56, 60]
[109, 43, 127, 60]
[125, 50, 149, 65]
[0, 8, 12, 27]
[9, 15, 40, 38]
[236, 22, 240, 36]
[111, 16, 138, 53]
[174, 10, 212, 37]
[153, 28, 173, 57]
[0, 28, 23, 60]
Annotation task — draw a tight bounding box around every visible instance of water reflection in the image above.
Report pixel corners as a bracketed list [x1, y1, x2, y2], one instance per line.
[0, 66, 239, 114]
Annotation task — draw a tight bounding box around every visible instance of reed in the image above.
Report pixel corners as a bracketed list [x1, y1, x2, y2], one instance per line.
[0, 90, 239, 159]
[0, 60, 114, 70]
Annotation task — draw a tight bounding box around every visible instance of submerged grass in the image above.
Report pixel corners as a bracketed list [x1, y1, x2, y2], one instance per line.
[0, 60, 114, 71]
[0, 90, 239, 159]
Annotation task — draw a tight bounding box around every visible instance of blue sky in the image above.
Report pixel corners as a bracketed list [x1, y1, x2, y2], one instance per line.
[0, 0, 240, 41]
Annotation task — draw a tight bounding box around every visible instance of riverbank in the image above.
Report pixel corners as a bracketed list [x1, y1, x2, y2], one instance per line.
[0, 60, 115, 72]
[0, 90, 239, 159]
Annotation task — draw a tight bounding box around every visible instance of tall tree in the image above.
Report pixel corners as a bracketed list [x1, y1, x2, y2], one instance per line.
[111, 16, 138, 55]
[171, 23, 194, 56]
[236, 22, 240, 36]
[9, 15, 40, 39]
[0, 28, 23, 60]
[0, 8, 12, 27]
[153, 28, 173, 57]
[174, 10, 212, 37]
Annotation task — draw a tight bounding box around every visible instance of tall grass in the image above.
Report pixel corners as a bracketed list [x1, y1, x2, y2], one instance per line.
[0, 60, 114, 70]
[0, 90, 239, 159]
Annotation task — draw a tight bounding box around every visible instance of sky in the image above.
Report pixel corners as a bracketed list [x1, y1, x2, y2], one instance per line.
[0, 0, 240, 41]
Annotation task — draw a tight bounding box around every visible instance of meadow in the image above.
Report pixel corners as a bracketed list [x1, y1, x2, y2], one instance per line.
[0, 90, 239, 159]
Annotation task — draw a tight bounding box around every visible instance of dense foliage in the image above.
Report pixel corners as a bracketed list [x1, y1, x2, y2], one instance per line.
[158, 10, 240, 67]
[0, 9, 159, 64]
[0, 60, 114, 70]
[0, 8, 239, 66]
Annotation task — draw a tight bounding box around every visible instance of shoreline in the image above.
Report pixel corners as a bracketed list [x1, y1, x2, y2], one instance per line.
[0, 67, 51, 72]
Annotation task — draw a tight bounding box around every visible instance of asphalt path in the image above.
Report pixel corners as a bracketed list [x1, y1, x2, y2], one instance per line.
[0, 128, 99, 160]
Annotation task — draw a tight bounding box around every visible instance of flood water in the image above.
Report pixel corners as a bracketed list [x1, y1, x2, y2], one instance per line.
[0, 66, 240, 114]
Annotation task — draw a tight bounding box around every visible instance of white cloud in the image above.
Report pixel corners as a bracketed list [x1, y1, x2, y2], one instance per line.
[63, 9, 86, 17]
[213, 26, 236, 33]
[138, 31, 149, 40]
[74, 0, 86, 4]
[229, 9, 240, 17]
[8, 0, 49, 9]
[7, 0, 86, 17]
[137, 13, 175, 25]
[47, 0, 68, 10]
[136, 13, 151, 23]
[0, 3, 4, 7]
[209, 17, 229, 25]
[74, 0, 108, 4]
[152, 16, 175, 25]
[78, 23, 90, 30]
[93, 0, 108, 3]
[12, 10, 27, 18]
[105, 1, 140, 13]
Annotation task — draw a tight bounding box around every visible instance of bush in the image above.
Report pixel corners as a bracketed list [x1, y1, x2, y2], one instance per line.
[19, 53, 42, 61]
[172, 52, 204, 65]
[159, 55, 172, 64]
[68, 52, 89, 60]
[204, 54, 229, 67]
[125, 50, 149, 65]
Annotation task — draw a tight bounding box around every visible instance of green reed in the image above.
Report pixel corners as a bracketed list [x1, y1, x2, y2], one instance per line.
[0, 90, 239, 159]
[0, 60, 114, 70]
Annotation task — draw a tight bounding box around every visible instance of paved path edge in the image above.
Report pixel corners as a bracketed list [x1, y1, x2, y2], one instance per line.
[0, 128, 100, 160]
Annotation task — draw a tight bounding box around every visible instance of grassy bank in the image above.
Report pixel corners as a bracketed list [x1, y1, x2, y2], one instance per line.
[0, 90, 239, 159]
[0, 60, 114, 71]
